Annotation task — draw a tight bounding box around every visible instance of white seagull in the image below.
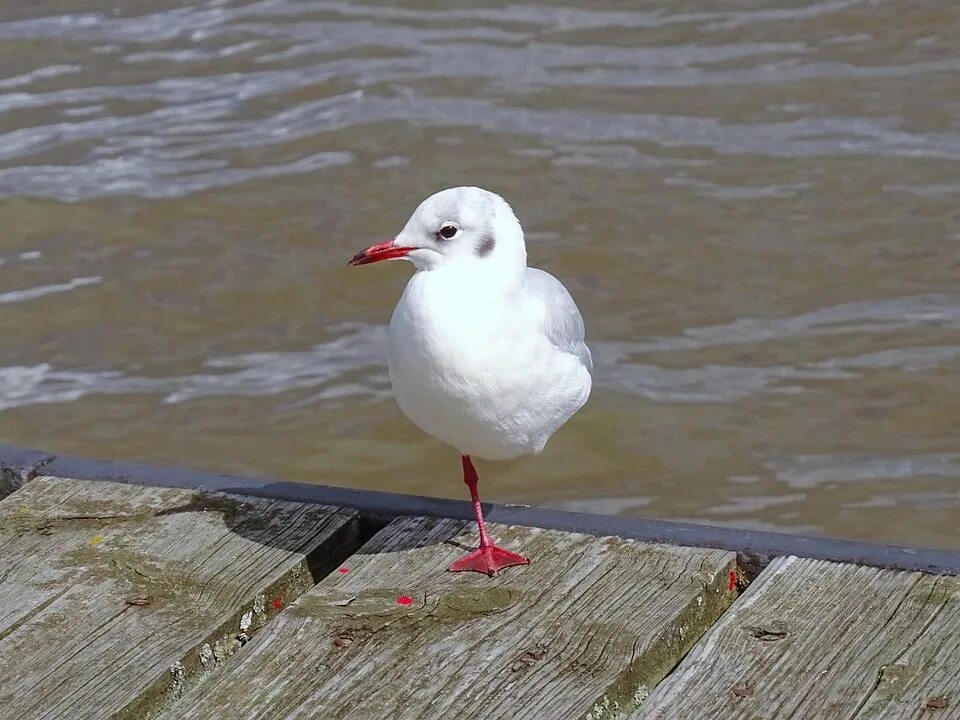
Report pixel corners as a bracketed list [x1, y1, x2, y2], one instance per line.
[349, 187, 592, 576]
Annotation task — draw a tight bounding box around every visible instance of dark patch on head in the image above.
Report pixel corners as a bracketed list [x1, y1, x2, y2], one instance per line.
[476, 234, 495, 258]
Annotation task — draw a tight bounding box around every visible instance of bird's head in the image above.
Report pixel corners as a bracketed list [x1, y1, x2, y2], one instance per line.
[349, 187, 527, 274]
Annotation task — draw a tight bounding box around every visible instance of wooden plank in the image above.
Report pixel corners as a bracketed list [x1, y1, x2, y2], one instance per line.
[0, 475, 359, 720]
[631, 556, 960, 719]
[161, 515, 737, 720]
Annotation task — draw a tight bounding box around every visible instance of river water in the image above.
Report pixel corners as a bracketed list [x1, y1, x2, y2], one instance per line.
[1, 0, 958, 549]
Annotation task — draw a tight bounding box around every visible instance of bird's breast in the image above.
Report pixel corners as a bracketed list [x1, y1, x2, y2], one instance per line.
[384, 269, 590, 459]
[388, 275, 516, 397]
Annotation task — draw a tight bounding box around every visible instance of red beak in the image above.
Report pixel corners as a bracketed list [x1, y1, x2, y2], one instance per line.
[348, 241, 415, 266]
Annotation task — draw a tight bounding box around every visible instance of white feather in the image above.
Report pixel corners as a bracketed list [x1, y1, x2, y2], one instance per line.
[381, 187, 592, 461]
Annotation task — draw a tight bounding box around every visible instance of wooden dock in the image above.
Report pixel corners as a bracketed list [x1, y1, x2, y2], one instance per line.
[1, 447, 958, 719]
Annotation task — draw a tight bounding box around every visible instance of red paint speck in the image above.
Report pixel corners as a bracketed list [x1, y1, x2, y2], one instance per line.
[338, 567, 349, 574]
[53, 544, 63, 552]
[271, 597, 283, 610]
[396, 595, 413, 606]
[728, 569, 737, 592]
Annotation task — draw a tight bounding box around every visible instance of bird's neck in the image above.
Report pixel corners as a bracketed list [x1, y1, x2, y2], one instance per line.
[423, 252, 525, 294]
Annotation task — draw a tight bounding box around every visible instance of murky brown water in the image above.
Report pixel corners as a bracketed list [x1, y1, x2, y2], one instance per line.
[1, 0, 958, 549]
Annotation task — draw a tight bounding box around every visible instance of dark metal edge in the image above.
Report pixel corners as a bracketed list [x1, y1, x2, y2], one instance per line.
[0, 444, 55, 498]
[3, 441, 959, 576]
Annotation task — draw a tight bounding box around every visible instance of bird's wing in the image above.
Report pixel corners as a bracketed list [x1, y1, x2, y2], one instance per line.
[524, 267, 593, 373]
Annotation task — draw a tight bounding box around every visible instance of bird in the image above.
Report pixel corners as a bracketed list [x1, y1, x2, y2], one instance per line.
[348, 186, 592, 576]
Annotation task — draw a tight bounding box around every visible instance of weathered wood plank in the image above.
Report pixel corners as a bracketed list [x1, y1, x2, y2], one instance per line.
[0, 475, 359, 720]
[631, 556, 960, 719]
[161, 516, 737, 720]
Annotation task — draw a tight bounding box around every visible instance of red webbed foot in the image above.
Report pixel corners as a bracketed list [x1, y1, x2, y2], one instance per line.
[448, 544, 530, 576]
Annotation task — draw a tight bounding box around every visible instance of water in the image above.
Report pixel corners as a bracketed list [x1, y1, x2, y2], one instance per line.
[1, 0, 958, 550]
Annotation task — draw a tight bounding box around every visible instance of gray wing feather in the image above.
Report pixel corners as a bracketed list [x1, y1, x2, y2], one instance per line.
[524, 268, 593, 373]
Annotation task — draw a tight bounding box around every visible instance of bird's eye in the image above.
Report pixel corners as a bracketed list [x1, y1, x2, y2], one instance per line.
[438, 224, 458, 240]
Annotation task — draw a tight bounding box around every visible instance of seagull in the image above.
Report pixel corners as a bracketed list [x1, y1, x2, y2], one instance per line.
[349, 187, 592, 576]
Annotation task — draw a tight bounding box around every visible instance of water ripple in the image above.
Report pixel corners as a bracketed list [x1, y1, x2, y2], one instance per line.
[613, 294, 960, 355]
[0, 276, 102, 304]
[767, 453, 960, 489]
[1, 0, 958, 199]
[0, 324, 387, 412]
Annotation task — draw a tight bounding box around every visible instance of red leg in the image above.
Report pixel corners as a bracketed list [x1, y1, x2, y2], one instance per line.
[448, 455, 529, 576]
